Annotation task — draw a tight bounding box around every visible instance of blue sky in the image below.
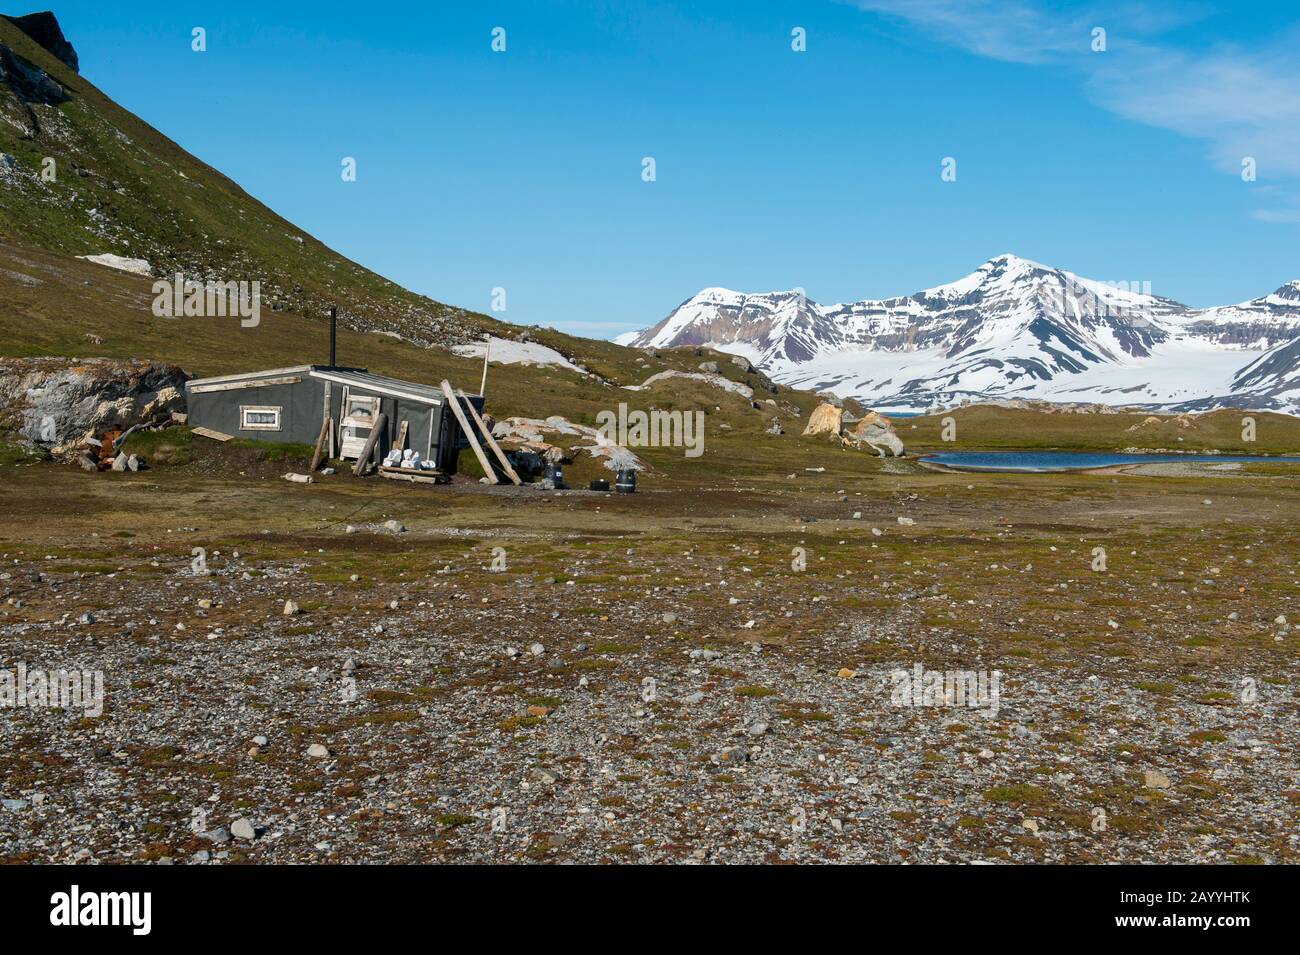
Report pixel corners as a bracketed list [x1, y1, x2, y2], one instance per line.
[29, 0, 1300, 336]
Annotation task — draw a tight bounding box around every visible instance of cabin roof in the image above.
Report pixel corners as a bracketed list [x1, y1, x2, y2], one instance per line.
[186, 365, 450, 406]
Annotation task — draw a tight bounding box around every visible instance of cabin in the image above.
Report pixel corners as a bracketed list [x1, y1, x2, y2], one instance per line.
[184, 365, 483, 473]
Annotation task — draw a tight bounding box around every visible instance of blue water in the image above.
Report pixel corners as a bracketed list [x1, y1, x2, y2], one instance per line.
[924, 451, 1300, 472]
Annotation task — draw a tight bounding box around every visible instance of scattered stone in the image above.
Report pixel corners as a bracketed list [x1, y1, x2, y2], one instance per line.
[1143, 769, 1172, 789]
[231, 818, 256, 841]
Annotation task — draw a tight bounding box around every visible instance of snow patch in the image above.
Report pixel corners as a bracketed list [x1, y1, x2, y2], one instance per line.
[76, 254, 152, 277]
[453, 336, 587, 375]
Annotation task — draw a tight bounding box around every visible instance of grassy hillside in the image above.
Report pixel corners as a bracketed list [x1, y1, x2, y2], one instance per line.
[0, 13, 490, 346]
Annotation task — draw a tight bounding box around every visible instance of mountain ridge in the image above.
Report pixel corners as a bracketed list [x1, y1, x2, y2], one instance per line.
[620, 254, 1300, 413]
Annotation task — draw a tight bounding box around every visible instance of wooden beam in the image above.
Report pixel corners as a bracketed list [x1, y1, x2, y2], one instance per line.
[189, 375, 301, 394]
[394, 419, 409, 452]
[309, 416, 329, 472]
[440, 380, 498, 484]
[192, 426, 233, 442]
[351, 412, 387, 477]
[457, 388, 521, 485]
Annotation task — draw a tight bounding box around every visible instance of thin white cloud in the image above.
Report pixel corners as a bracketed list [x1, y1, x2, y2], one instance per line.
[849, 0, 1088, 63]
[849, 1, 1300, 219]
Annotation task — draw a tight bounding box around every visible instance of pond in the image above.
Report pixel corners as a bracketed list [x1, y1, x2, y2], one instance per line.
[922, 450, 1300, 472]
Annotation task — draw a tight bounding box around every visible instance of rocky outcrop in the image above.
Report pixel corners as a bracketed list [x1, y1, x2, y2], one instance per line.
[3, 12, 79, 72]
[0, 357, 188, 451]
[0, 37, 65, 136]
[802, 401, 905, 456]
[492, 415, 646, 473]
[629, 369, 754, 400]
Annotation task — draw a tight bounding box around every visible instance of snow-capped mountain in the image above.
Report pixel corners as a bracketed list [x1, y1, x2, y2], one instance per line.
[617, 255, 1300, 413]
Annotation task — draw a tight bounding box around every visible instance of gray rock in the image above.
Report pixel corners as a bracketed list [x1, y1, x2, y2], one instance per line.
[0, 357, 187, 450]
[230, 818, 257, 841]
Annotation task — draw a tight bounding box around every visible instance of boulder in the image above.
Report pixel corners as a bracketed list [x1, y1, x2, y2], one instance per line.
[847, 414, 905, 457]
[802, 402, 844, 436]
[856, 423, 904, 456]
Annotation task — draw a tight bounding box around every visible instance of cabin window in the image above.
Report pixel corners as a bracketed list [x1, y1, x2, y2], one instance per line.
[240, 405, 282, 431]
[345, 395, 379, 422]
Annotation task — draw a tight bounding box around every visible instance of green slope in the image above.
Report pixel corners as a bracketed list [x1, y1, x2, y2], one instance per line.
[0, 11, 492, 346]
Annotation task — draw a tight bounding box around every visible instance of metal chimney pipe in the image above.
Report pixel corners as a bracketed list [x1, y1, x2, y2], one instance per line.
[329, 307, 337, 367]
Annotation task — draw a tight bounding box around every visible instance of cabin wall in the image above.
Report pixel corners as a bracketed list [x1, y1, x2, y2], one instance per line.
[186, 376, 325, 445]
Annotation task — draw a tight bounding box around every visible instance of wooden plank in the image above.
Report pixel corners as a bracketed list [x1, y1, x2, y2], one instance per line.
[394, 419, 409, 452]
[440, 380, 498, 484]
[308, 416, 330, 472]
[456, 388, 521, 485]
[192, 427, 233, 442]
[380, 464, 444, 475]
[351, 412, 387, 477]
[189, 375, 301, 394]
[379, 469, 449, 485]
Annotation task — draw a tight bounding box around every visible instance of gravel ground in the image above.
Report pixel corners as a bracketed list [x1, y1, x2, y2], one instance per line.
[1, 465, 1297, 864]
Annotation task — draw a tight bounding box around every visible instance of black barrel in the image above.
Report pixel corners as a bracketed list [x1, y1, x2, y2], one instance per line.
[589, 479, 610, 492]
[615, 468, 637, 493]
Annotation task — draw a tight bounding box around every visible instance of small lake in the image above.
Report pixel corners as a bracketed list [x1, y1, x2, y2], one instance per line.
[923, 450, 1300, 472]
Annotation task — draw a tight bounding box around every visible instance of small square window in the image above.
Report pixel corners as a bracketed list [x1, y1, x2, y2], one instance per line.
[241, 406, 282, 431]
[346, 396, 379, 421]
